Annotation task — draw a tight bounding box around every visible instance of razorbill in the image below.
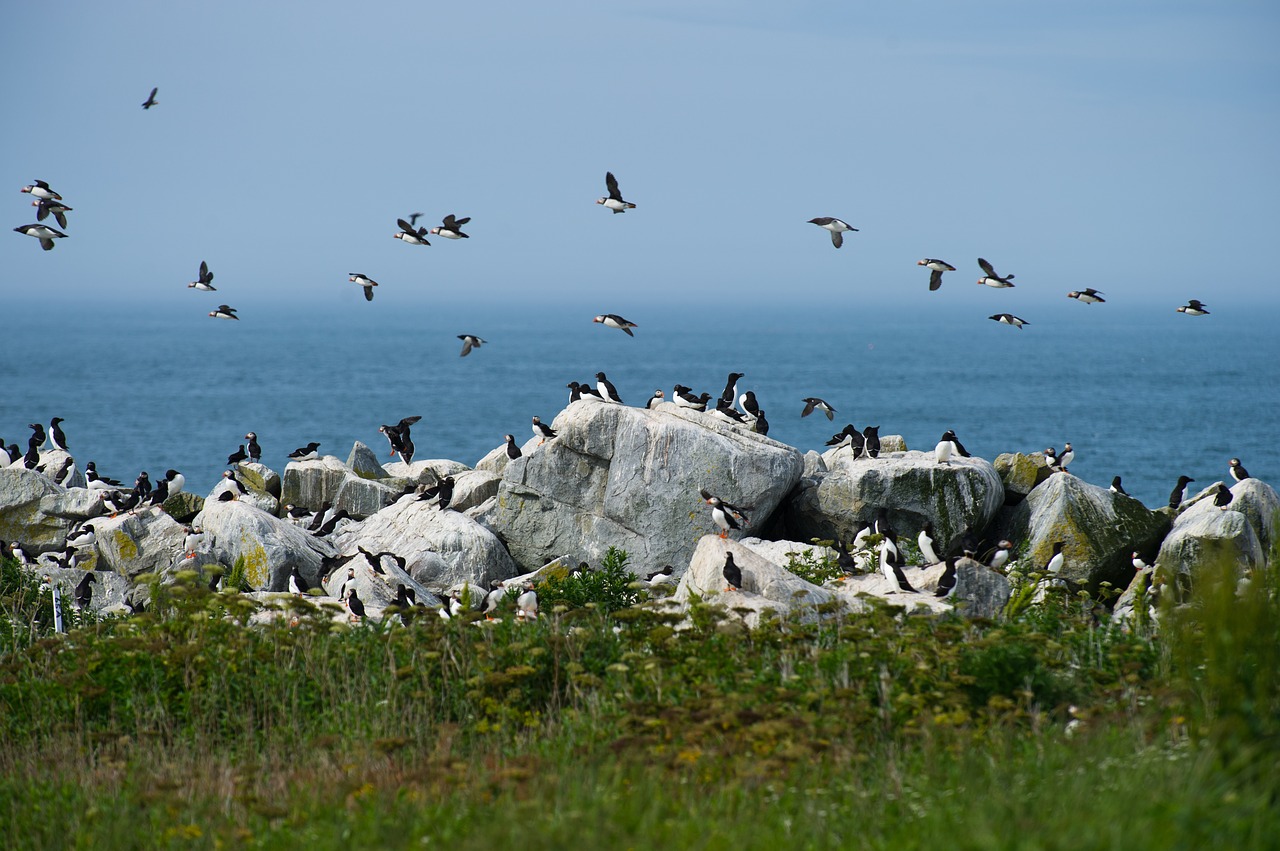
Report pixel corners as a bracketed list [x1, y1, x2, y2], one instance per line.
[597, 172, 636, 213]
[32, 198, 72, 229]
[1110, 476, 1129, 496]
[417, 477, 454, 510]
[226, 445, 248, 466]
[1213, 483, 1233, 510]
[75, 572, 97, 609]
[458, 334, 486, 357]
[917, 258, 956, 291]
[288, 566, 310, 595]
[188, 261, 216, 290]
[1168, 475, 1195, 509]
[720, 373, 744, 408]
[801, 397, 836, 420]
[1176, 300, 1209, 316]
[67, 523, 96, 549]
[918, 522, 940, 565]
[711, 398, 748, 425]
[593, 314, 637, 336]
[807, 217, 857, 248]
[989, 313, 1028, 329]
[753, 409, 770, 436]
[289, 442, 321, 461]
[532, 416, 557, 444]
[48, 417, 68, 451]
[595, 372, 623, 404]
[14, 223, 68, 251]
[504, 434, 522, 460]
[208, 305, 239, 320]
[935, 557, 958, 598]
[1067, 288, 1105, 304]
[942, 429, 970, 458]
[429, 214, 471, 239]
[935, 433, 955, 465]
[1229, 458, 1251, 482]
[141, 87, 158, 109]
[646, 566, 674, 586]
[862, 426, 881, 458]
[739, 390, 761, 419]
[348, 273, 378, 302]
[1044, 541, 1065, 578]
[394, 218, 431, 245]
[977, 258, 1016, 288]
[722, 552, 743, 592]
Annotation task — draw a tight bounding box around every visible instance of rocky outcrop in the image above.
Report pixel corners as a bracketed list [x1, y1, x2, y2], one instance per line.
[91, 508, 187, 578]
[333, 497, 518, 589]
[475, 438, 539, 476]
[489, 400, 804, 573]
[672, 536, 834, 627]
[234, 462, 282, 498]
[196, 499, 338, 590]
[779, 451, 1004, 555]
[281, 455, 410, 519]
[1223, 478, 1280, 557]
[384, 459, 470, 485]
[209, 475, 278, 516]
[1156, 498, 1265, 594]
[0, 467, 103, 553]
[1000, 473, 1169, 592]
[42, 567, 133, 616]
[162, 491, 204, 523]
[346, 442, 388, 480]
[994, 452, 1053, 505]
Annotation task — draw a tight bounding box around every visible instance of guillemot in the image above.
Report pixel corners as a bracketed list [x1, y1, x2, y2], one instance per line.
[808, 217, 857, 248]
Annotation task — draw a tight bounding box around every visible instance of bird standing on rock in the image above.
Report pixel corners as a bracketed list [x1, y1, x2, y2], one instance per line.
[722, 552, 743, 592]
[1229, 458, 1250, 482]
[596, 372, 623, 404]
[532, 416, 556, 445]
[1169, 475, 1195, 509]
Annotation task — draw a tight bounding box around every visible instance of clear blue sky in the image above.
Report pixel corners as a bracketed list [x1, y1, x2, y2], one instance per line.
[4, 1, 1278, 315]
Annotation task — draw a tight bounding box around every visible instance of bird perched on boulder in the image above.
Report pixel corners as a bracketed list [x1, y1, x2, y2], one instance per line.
[532, 416, 556, 444]
[917, 522, 940, 565]
[646, 566, 674, 586]
[289, 442, 321, 461]
[1229, 458, 1250, 482]
[1213, 483, 1233, 511]
[244, 433, 261, 463]
[595, 372, 623, 404]
[722, 552, 743, 592]
[1110, 476, 1129, 496]
[345, 587, 366, 621]
[862, 426, 881, 458]
[418, 477, 455, 511]
[75, 572, 96, 609]
[1169, 475, 1195, 509]
[1044, 541, 1065, 580]
[1057, 443, 1075, 472]
[516, 582, 539, 620]
[288, 566, 311, 595]
[646, 390, 665, 409]
[504, 434, 522, 460]
[227, 445, 247, 466]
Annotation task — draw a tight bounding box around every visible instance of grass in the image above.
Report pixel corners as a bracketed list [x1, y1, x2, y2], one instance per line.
[0, 548, 1276, 849]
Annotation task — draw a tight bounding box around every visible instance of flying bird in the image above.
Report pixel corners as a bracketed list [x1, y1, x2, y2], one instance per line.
[458, 334, 486, 357]
[989, 313, 1028, 329]
[14, 223, 68, 251]
[188, 260, 216, 290]
[348, 273, 378, 301]
[593, 314, 637, 336]
[1177, 299, 1209, 316]
[977, 258, 1016, 288]
[430, 214, 471, 239]
[808, 217, 857, 248]
[597, 172, 636, 213]
[208, 305, 239, 320]
[379, 415, 422, 463]
[141, 87, 159, 109]
[32, 198, 72, 229]
[394, 218, 431, 246]
[918, 258, 955, 291]
[20, 180, 62, 201]
[1067, 288, 1105, 304]
[801, 397, 836, 420]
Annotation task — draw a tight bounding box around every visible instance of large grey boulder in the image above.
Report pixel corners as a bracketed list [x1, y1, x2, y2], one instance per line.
[333, 474, 412, 519]
[281, 456, 408, 519]
[333, 497, 518, 589]
[162, 491, 205, 523]
[450, 470, 501, 513]
[1156, 498, 1265, 594]
[475, 438, 539, 476]
[42, 567, 133, 617]
[907, 557, 1011, 619]
[316, 550, 443, 614]
[1223, 478, 1280, 558]
[196, 499, 338, 590]
[234, 462, 282, 497]
[36, 449, 86, 490]
[1000, 473, 1169, 592]
[672, 536, 833, 627]
[489, 401, 804, 573]
[91, 508, 188, 578]
[209, 476, 278, 516]
[779, 450, 1004, 556]
[0, 468, 102, 553]
[994, 452, 1054, 505]
[384, 459, 470, 485]
[346, 442, 388, 480]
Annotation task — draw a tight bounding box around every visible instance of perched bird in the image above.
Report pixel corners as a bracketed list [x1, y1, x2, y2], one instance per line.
[348, 273, 378, 302]
[183, 526, 204, 559]
[418, 477, 455, 511]
[673, 386, 710, 411]
[28, 422, 46, 450]
[219, 470, 245, 495]
[988, 540, 1013, 572]
[753, 409, 770, 436]
[14, 223, 68, 251]
[720, 373, 745, 409]
[245, 433, 261, 463]
[739, 390, 761, 419]
[429, 214, 471, 239]
[646, 565, 674, 586]
[394, 218, 431, 245]
[133, 471, 153, 499]
[208, 305, 239, 320]
[703, 490, 751, 538]
[32, 198, 72, 229]
[593, 314, 637, 336]
[226, 445, 247, 466]
[20, 180, 62, 201]
[1044, 541, 1065, 577]
[1067, 288, 1105, 304]
[188, 260, 216, 290]
[1058, 443, 1075, 472]
[595, 372, 623, 404]
[48, 417, 68, 452]
[722, 552, 743, 592]
[75, 572, 97, 609]
[288, 566, 311, 595]
[1044, 447, 1060, 471]
[532, 416, 557, 444]
[935, 432, 956, 465]
[289, 442, 321, 461]
[458, 334, 486, 357]
[1176, 299, 1209, 316]
[345, 587, 366, 620]
[1213, 483, 1233, 510]
[379, 416, 422, 463]
[646, 389, 665, 410]
[862, 426, 881, 458]
[1169, 475, 1195, 509]
[801, 397, 836, 420]
[516, 582, 539, 620]
[1110, 476, 1129, 496]
[989, 313, 1029, 329]
[504, 434, 522, 460]
[22, 442, 39, 470]
[141, 87, 159, 109]
[881, 543, 917, 593]
[826, 424, 865, 455]
[808, 217, 858, 248]
[1131, 551, 1151, 572]
[711, 398, 748, 425]
[943, 429, 970, 458]
[67, 523, 96, 550]
[918, 522, 940, 565]
[597, 172, 636, 213]
[935, 557, 958, 598]
[918, 258, 956, 291]
[148, 476, 171, 506]
[315, 509, 351, 536]
[977, 258, 1016, 288]
[1229, 458, 1251, 482]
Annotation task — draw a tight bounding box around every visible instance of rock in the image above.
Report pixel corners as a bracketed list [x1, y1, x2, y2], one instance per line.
[1111, 567, 1160, 627]
[42, 567, 133, 616]
[346, 442, 389, 480]
[197, 499, 338, 590]
[489, 401, 804, 573]
[333, 474, 413, 519]
[1155, 499, 1265, 594]
[1223, 478, 1280, 558]
[281, 456, 355, 511]
[779, 450, 1004, 556]
[475, 438, 539, 476]
[209, 477, 278, 516]
[449, 470, 501, 513]
[91, 508, 188, 578]
[234, 462, 282, 497]
[1000, 473, 1170, 592]
[994, 452, 1053, 505]
[333, 498, 518, 589]
[801, 450, 827, 478]
[909, 557, 1011, 619]
[673, 536, 833, 627]
[737, 536, 837, 569]
[36, 449, 86, 489]
[828, 570, 952, 615]
[0, 467, 102, 554]
[315, 549, 442, 614]
[162, 491, 205, 523]
[384, 459, 471, 484]
[880, 435, 908, 453]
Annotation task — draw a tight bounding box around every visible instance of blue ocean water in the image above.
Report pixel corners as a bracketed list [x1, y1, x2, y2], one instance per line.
[2, 296, 1276, 511]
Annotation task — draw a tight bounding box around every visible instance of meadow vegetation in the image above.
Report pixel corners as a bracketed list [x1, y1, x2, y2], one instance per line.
[0, 547, 1276, 849]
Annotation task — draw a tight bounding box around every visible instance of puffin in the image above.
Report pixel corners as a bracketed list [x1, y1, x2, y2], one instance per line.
[19, 180, 62, 201]
[597, 172, 636, 213]
[458, 334, 486, 357]
[1067, 288, 1105, 304]
[394, 218, 431, 246]
[801, 397, 836, 420]
[532, 416, 557, 444]
[75, 572, 97, 609]
[245, 433, 261, 463]
[722, 552, 743, 592]
[1229, 458, 1251, 482]
[379, 416, 422, 462]
[188, 260, 216, 290]
[988, 540, 1013, 572]
[32, 198, 72, 229]
[141, 87, 159, 109]
[14, 223, 68, 251]
[977, 258, 1016, 288]
[429, 214, 471, 239]
[989, 313, 1029, 329]
[348, 273, 378, 301]
[504, 434, 522, 460]
[208, 305, 239, 320]
[1213, 483, 1233, 511]
[646, 390, 665, 410]
[1176, 300, 1209, 316]
[593, 314, 637, 336]
[918, 258, 956, 291]
[345, 587, 366, 620]
[808, 217, 858, 248]
[516, 582, 539, 620]
[703, 490, 750, 538]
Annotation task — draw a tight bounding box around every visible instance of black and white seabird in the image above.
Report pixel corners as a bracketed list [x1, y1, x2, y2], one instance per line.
[862, 426, 881, 458]
[394, 218, 431, 246]
[595, 372, 623, 404]
[917, 258, 956, 291]
[348, 273, 378, 302]
[141, 87, 159, 109]
[1229, 458, 1251, 482]
[315, 509, 351, 536]
[935, 557, 958, 598]
[516, 582, 539, 620]
[75, 572, 97, 609]
[753, 409, 770, 436]
[703, 491, 750, 538]
[711, 398, 749, 425]
[245, 433, 261, 463]
[418, 477, 454, 511]
[14, 223, 68, 251]
[504, 434, 522, 460]
[28, 422, 46, 450]
[646, 389, 665, 410]
[1169, 475, 1195, 509]
[48, 417, 68, 451]
[379, 416, 422, 463]
[722, 552, 743, 592]
[20, 180, 62, 201]
[1044, 541, 1065, 578]
[646, 566, 674, 587]
[593, 314, 637, 336]
[1110, 476, 1129, 496]
[739, 390, 761, 419]
[429, 214, 471, 239]
[288, 566, 311, 595]
[672, 386, 708, 410]
[720, 373, 744, 408]
[935, 432, 957, 465]
[1176, 299, 1209, 316]
[808, 217, 858, 248]
[597, 172, 636, 213]
[220, 470, 245, 496]
[1213, 483, 1234, 510]
[227, 445, 248, 466]
[23, 445, 40, 470]
[826, 424, 865, 454]
[458, 334, 486, 357]
[1131, 551, 1151, 573]
[977, 258, 1016, 288]
[801, 397, 836, 420]
[1058, 442, 1075, 472]
[67, 523, 96, 550]
[567, 382, 584, 404]
[989, 313, 1028, 329]
[289, 442, 321, 461]
[209, 305, 239, 320]
[32, 198, 72, 229]
[1067, 288, 1105, 304]
[188, 260, 216, 290]
[345, 587, 366, 620]
[918, 522, 940, 565]
[532, 416, 557, 444]
[407, 212, 424, 227]
[1043, 447, 1060, 472]
[989, 540, 1013, 572]
[308, 502, 332, 533]
[163, 469, 185, 497]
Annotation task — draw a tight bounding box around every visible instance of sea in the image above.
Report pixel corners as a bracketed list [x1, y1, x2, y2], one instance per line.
[2, 296, 1276, 512]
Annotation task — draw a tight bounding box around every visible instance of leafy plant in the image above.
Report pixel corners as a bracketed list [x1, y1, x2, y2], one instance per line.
[537, 547, 640, 613]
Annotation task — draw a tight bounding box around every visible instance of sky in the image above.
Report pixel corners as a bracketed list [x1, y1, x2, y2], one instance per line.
[3, 1, 1279, 317]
